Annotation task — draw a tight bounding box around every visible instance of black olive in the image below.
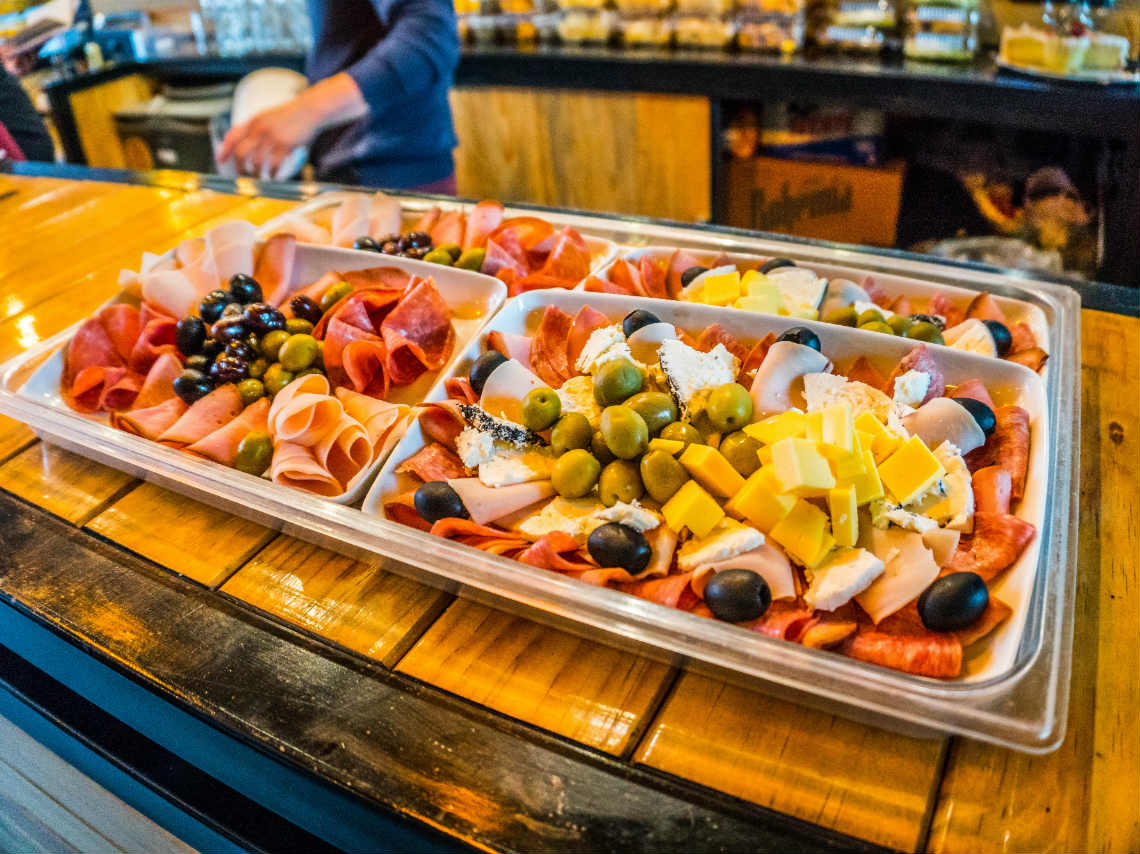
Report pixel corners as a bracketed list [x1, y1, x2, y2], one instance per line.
[242, 302, 287, 334]
[375, 233, 400, 247]
[909, 313, 946, 330]
[199, 289, 231, 324]
[622, 309, 662, 337]
[228, 273, 263, 305]
[404, 230, 433, 249]
[173, 369, 213, 404]
[379, 240, 400, 255]
[704, 569, 772, 623]
[225, 339, 256, 362]
[221, 302, 244, 319]
[403, 246, 429, 260]
[290, 294, 324, 325]
[175, 316, 207, 357]
[917, 571, 989, 632]
[211, 316, 249, 345]
[468, 351, 508, 396]
[952, 397, 997, 435]
[759, 257, 796, 274]
[185, 354, 210, 372]
[209, 356, 249, 385]
[982, 320, 1013, 356]
[200, 338, 223, 362]
[587, 523, 651, 573]
[776, 326, 822, 352]
[679, 266, 708, 288]
[414, 481, 468, 524]
[353, 236, 381, 252]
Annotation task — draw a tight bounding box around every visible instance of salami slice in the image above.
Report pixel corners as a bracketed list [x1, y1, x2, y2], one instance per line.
[608, 259, 646, 297]
[397, 442, 468, 482]
[885, 344, 945, 404]
[954, 597, 1012, 647]
[384, 490, 432, 531]
[539, 228, 591, 285]
[418, 400, 466, 451]
[667, 249, 703, 299]
[489, 216, 554, 252]
[845, 356, 887, 391]
[566, 305, 610, 369]
[482, 237, 529, 279]
[128, 311, 178, 374]
[444, 376, 478, 404]
[946, 378, 994, 410]
[618, 571, 697, 609]
[946, 511, 1035, 582]
[842, 628, 962, 678]
[696, 324, 747, 363]
[738, 333, 776, 386]
[102, 305, 142, 362]
[99, 369, 145, 412]
[745, 601, 818, 641]
[965, 292, 1007, 324]
[507, 273, 578, 296]
[583, 274, 633, 295]
[380, 278, 455, 386]
[964, 405, 1030, 500]
[529, 304, 575, 388]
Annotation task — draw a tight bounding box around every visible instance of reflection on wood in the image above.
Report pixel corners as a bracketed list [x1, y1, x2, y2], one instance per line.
[222, 536, 451, 666]
[0, 415, 35, 464]
[397, 598, 674, 755]
[452, 87, 710, 223]
[927, 310, 1140, 854]
[69, 74, 155, 169]
[87, 482, 274, 588]
[0, 442, 135, 525]
[635, 672, 946, 852]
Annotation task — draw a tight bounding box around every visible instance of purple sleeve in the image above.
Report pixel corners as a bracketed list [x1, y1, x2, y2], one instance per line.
[344, 0, 459, 110]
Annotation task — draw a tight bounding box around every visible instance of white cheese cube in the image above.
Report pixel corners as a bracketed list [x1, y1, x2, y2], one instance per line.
[891, 370, 931, 409]
[658, 339, 739, 416]
[455, 427, 497, 469]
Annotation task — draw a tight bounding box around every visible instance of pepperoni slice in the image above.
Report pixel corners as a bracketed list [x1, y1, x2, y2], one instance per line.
[695, 324, 747, 363]
[384, 491, 432, 531]
[538, 228, 592, 286]
[1006, 347, 1048, 371]
[583, 274, 631, 295]
[518, 531, 598, 573]
[608, 259, 646, 297]
[966, 292, 1007, 324]
[842, 628, 962, 678]
[964, 405, 1030, 500]
[744, 601, 818, 641]
[396, 442, 468, 482]
[946, 511, 1036, 582]
[738, 333, 776, 386]
[638, 256, 668, 300]
[444, 376, 478, 404]
[945, 378, 994, 410]
[972, 466, 1011, 514]
[1009, 321, 1036, 352]
[418, 400, 466, 451]
[508, 273, 578, 296]
[489, 216, 555, 252]
[482, 236, 529, 279]
[618, 571, 696, 610]
[667, 249, 703, 299]
[566, 305, 610, 369]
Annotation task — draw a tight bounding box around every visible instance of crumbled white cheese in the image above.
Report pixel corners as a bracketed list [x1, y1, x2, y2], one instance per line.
[909, 441, 974, 531]
[455, 427, 497, 469]
[804, 547, 885, 611]
[944, 318, 997, 358]
[516, 496, 659, 543]
[677, 519, 765, 571]
[575, 324, 631, 374]
[556, 375, 603, 429]
[658, 339, 739, 416]
[478, 447, 553, 488]
[892, 370, 931, 409]
[869, 499, 939, 534]
[592, 501, 661, 534]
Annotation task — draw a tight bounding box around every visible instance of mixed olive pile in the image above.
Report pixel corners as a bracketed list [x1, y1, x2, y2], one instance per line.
[353, 231, 486, 273]
[172, 273, 353, 476]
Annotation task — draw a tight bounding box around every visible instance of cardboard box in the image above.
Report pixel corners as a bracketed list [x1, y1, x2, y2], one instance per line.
[724, 156, 906, 248]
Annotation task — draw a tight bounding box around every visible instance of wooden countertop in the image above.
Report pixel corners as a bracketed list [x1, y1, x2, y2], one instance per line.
[0, 173, 1135, 853]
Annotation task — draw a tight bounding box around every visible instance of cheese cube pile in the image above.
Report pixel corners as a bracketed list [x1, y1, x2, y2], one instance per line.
[681, 268, 824, 320]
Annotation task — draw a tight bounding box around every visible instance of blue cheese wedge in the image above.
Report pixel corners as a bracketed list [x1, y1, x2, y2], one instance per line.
[909, 441, 974, 531]
[574, 324, 633, 374]
[869, 498, 939, 534]
[804, 547, 885, 611]
[658, 338, 739, 417]
[677, 518, 765, 571]
[556, 375, 603, 429]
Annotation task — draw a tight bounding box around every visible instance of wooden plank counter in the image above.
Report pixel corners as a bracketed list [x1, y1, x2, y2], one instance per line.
[0, 172, 1136, 853]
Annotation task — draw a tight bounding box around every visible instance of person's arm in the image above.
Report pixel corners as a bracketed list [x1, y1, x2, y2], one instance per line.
[217, 0, 458, 178]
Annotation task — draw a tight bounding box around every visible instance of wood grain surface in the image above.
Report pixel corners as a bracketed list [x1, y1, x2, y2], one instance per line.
[0, 443, 134, 525]
[221, 536, 451, 666]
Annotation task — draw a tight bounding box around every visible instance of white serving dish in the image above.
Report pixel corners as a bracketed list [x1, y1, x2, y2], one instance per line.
[4, 240, 506, 505]
[595, 245, 1052, 366]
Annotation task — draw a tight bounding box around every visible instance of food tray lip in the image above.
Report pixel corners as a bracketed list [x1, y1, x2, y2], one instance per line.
[359, 287, 1078, 750]
[255, 190, 622, 277]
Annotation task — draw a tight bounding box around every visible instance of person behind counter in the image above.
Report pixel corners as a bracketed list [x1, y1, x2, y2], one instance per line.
[217, 0, 458, 192]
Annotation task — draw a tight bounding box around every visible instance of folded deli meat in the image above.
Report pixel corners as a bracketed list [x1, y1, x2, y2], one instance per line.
[386, 304, 1037, 679]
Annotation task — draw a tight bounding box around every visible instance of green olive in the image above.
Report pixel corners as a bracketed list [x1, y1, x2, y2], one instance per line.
[600, 405, 649, 460]
[237, 378, 265, 406]
[551, 449, 601, 498]
[248, 357, 268, 379]
[550, 412, 593, 456]
[859, 320, 894, 335]
[659, 421, 704, 447]
[522, 387, 561, 432]
[858, 308, 886, 327]
[455, 247, 486, 272]
[887, 314, 913, 336]
[598, 459, 644, 507]
[263, 363, 295, 396]
[640, 450, 689, 504]
[823, 306, 859, 326]
[423, 248, 455, 266]
[719, 431, 762, 477]
[624, 391, 678, 436]
[278, 334, 319, 372]
[438, 243, 463, 261]
[319, 279, 353, 312]
[905, 321, 945, 344]
[591, 430, 615, 465]
[705, 383, 754, 433]
[234, 430, 273, 476]
[593, 358, 644, 407]
[312, 339, 324, 368]
[260, 330, 290, 362]
[285, 317, 314, 336]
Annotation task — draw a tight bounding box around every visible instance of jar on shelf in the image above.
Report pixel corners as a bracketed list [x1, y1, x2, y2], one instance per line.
[557, 8, 617, 42]
[816, 0, 899, 52]
[737, 0, 806, 51]
[674, 12, 738, 46]
[903, 0, 978, 61]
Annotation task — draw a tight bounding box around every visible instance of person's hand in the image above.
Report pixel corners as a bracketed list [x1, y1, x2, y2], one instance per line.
[217, 98, 318, 179]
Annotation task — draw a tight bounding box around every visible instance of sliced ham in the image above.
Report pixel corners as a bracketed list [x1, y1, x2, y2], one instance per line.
[267, 374, 344, 445]
[270, 442, 343, 496]
[369, 192, 402, 240]
[131, 352, 183, 410]
[111, 397, 188, 440]
[186, 398, 270, 465]
[750, 340, 831, 417]
[331, 194, 371, 248]
[463, 200, 505, 250]
[447, 478, 556, 525]
[157, 384, 243, 446]
[175, 237, 219, 297]
[257, 233, 298, 307]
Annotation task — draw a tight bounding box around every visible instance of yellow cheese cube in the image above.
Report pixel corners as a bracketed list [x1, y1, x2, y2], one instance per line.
[680, 443, 746, 498]
[784, 305, 819, 321]
[829, 447, 867, 480]
[662, 480, 725, 538]
[742, 270, 771, 295]
[805, 531, 837, 571]
[738, 273, 782, 313]
[877, 436, 946, 505]
[744, 410, 807, 445]
[837, 450, 884, 506]
[735, 296, 782, 314]
[724, 467, 796, 533]
[648, 437, 686, 456]
[700, 271, 742, 306]
[771, 437, 836, 497]
[828, 485, 858, 547]
[856, 429, 877, 458]
[757, 444, 773, 467]
[853, 411, 902, 463]
[770, 499, 831, 566]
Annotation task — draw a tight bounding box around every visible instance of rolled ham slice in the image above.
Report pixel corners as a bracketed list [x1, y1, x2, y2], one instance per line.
[369, 192, 402, 240]
[331, 195, 371, 248]
[902, 397, 986, 455]
[857, 528, 940, 624]
[820, 278, 871, 316]
[111, 397, 187, 440]
[186, 398, 270, 465]
[175, 237, 218, 298]
[257, 233, 298, 307]
[446, 478, 556, 525]
[692, 544, 797, 601]
[334, 387, 410, 461]
[430, 210, 466, 248]
[157, 384, 243, 446]
[132, 352, 183, 410]
[750, 340, 831, 417]
[267, 374, 344, 446]
[314, 414, 373, 488]
[141, 270, 198, 320]
[270, 442, 343, 496]
[479, 358, 548, 423]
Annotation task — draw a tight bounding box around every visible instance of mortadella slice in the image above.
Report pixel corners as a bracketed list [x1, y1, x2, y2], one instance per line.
[447, 478, 557, 525]
[186, 397, 270, 465]
[157, 384, 243, 446]
[111, 397, 187, 440]
[267, 374, 344, 446]
[750, 340, 831, 416]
